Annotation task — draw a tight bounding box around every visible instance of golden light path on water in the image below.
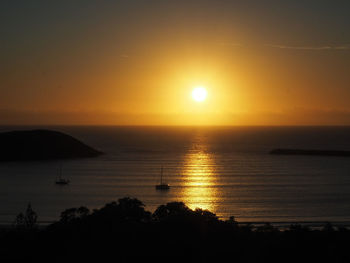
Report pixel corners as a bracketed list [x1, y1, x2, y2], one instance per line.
[181, 147, 218, 213]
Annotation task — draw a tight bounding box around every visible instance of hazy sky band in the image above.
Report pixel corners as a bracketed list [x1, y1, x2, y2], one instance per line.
[1, 0, 350, 125]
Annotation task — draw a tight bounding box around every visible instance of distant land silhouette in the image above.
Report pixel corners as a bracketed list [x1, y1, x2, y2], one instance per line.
[270, 148, 350, 157]
[0, 129, 102, 161]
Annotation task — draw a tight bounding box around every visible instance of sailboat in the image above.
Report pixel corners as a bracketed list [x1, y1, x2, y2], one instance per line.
[155, 166, 170, 190]
[55, 164, 70, 185]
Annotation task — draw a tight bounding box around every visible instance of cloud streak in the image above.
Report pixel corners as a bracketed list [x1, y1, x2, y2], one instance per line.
[266, 44, 350, 51]
[218, 42, 350, 51]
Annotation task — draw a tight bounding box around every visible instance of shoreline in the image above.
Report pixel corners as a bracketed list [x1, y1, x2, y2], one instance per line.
[1, 220, 350, 230]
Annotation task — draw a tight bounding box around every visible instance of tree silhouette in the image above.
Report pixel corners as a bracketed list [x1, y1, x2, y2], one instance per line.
[13, 203, 38, 230]
[194, 208, 218, 222]
[60, 206, 90, 223]
[92, 197, 151, 222]
[153, 202, 192, 221]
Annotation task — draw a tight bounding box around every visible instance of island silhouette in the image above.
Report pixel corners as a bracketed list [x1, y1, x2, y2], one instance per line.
[270, 148, 350, 157]
[0, 129, 102, 161]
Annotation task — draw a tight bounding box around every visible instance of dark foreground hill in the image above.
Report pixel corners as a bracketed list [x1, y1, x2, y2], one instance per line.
[0, 129, 102, 161]
[2, 198, 350, 263]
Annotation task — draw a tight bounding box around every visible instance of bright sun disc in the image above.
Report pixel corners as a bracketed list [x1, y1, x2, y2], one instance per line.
[192, 87, 207, 102]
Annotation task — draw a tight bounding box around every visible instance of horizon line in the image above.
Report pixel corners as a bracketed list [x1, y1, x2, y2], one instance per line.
[1, 124, 350, 128]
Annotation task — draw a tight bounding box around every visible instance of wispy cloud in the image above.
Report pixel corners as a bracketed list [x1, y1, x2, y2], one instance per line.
[266, 44, 350, 51]
[218, 42, 350, 51]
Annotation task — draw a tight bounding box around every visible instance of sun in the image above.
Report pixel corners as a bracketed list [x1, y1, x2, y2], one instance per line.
[192, 86, 207, 102]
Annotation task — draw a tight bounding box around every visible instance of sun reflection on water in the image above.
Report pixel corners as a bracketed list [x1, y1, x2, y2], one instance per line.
[181, 149, 218, 213]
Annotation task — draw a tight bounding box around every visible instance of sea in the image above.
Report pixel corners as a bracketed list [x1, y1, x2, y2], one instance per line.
[1, 126, 350, 227]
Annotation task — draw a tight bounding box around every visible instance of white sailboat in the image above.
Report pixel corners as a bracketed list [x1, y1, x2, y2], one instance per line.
[155, 166, 170, 190]
[55, 164, 70, 185]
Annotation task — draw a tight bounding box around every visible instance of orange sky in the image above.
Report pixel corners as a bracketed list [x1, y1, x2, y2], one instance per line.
[1, 1, 350, 125]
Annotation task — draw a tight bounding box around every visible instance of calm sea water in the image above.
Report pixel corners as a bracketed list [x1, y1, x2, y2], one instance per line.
[1, 126, 350, 225]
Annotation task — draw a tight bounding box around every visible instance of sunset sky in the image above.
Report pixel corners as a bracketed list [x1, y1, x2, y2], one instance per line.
[1, 0, 350, 125]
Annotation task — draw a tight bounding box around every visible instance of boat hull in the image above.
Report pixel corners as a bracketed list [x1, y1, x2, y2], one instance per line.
[155, 184, 170, 190]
